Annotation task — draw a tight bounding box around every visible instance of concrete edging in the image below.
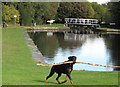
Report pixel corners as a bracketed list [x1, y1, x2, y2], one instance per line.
[23, 28, 46, 64]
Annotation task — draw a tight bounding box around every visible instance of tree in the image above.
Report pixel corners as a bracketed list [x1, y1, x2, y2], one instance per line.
[45, 2, 58, 21]
[85, 2, 95, 18]
[33, 2, 58, 25]
[102, 4, 112, 23]
[3, 2, 58, 25]
[108, 2, 120, 28]
[18, 2, 35, 26]
[91, 2, 102, 21]
[57, 2, 73, 23]
[90, 2, 112, 23]
[3, 2, 35, 26]
[2, 4, 20, 23]
[57, 2, 91, 23]
[33, 2, 49, 25]
[70, 2, 91, 18]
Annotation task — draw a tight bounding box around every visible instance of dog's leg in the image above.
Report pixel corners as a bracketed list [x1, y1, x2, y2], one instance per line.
[46, 70, 55, 83]
[67, 73, 75, 86]
[56, 73, 61, 84]
[61, 75, 68, 84]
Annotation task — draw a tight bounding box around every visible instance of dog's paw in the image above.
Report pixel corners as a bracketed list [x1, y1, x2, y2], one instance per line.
[46, 80, 48, 83]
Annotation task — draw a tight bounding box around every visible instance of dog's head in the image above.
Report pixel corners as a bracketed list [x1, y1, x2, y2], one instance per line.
[68, 56, 77, 63]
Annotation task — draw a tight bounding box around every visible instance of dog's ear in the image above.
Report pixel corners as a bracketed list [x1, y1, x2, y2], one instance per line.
[68, 56, 77, 61]
[73, 56, 77, 60]
[68, 56, 72, 60]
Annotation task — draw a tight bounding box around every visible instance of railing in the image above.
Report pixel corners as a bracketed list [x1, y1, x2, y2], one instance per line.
[65, 18, 99, 26]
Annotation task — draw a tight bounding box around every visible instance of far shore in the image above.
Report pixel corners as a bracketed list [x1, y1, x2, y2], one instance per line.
[96, 27, 120, 32]
[3, 23, 120, 32]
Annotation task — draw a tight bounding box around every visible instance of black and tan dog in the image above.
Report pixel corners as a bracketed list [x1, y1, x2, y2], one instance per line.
[46, 56, 77, 86]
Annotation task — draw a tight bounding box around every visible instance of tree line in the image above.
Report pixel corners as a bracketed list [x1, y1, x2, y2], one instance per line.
[2, 2, 120, 28]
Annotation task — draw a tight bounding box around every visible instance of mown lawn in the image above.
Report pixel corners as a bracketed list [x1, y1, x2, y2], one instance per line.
[2, 27, 119, 86]
[38, 24, 64, 27]
[96, 27, 120, 30]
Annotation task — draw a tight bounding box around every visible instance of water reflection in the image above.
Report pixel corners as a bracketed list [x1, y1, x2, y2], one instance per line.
[28, 31, 120, 71]
[104, 34, 120, 71]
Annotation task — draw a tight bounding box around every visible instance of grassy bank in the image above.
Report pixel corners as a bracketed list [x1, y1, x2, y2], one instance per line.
[6, 23, 64, 28]
[2, 27, 118, 86]
[96, 27, 120, 30]
[38, 24, 64, 27]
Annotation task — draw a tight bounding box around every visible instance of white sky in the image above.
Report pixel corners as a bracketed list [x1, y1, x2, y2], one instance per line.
[88, 0, 110, 4]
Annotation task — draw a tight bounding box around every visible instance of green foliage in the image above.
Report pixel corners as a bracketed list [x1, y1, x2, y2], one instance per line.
[18, 2, 35, 26]
[33, 2, 49, 25]
[2, 4, 20, 23]
[90, 2, 112, 23]
[45, 2, 58, 21]
[57, 2, 91, 23]
[85, 2, 95, 18]
[57, 2, 73, 22]
[33, 2, 58, 25]
[91, 2, 102, 21]
[3, 2, 119, 26]
[3, 2, 58, 26]
[103, 5, 112, 23]
[108, 2, 120, 27]
[70, 2, 91, 18]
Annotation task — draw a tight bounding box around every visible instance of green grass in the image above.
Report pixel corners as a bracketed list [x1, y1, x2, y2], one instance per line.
[96, 27, 120, 30]
[38, 24, 64, 27]
[2, 27, 119, 86]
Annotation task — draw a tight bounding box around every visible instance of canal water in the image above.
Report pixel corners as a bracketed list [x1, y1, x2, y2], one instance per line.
[28, 30, 120, 71]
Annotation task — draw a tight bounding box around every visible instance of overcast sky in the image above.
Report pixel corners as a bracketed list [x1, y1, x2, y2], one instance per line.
[88, 0, 110, 4]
